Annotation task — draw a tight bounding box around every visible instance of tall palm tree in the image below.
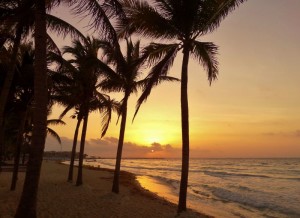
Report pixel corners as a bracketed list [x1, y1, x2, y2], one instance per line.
[0, 41, 65, 190]
[11, 114, 66, 191]
[119, 0, 246, 213]
[0, 39, 12, 168]
[6, 43, 35, 191]
[2, 0, 90, 215]
[51, 36, 119, 185]
[94, 37, 179, 193]
[71, 0, 179, 194]
[14, 0, 47, 216]
[0, 0, 28, 170]
[0, 0, 86, 169]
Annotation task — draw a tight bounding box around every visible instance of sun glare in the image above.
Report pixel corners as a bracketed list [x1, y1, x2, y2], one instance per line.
[146, 136, 161, 144]
[126, 121, 181, 147]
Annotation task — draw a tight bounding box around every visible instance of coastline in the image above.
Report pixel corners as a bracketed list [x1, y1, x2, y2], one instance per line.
[0, 161, 211, 218]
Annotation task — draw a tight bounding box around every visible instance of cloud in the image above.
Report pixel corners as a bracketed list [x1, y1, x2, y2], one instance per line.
[45, 136, 181, 158]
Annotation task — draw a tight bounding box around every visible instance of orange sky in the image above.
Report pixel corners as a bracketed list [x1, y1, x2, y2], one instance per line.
[46, 0, 300, 158]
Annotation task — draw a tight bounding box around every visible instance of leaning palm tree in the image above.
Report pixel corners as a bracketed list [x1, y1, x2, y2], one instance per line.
[51, 36, 119, 185]
[119, 0, 246, 213]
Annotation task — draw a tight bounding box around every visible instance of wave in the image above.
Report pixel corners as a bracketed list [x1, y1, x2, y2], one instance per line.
[148, 175, 180, 190]
[203, 170, 300, 181]
[209, 186, 300, 217]
[191, 188, 211, 198]
[204, 170, 271, 179]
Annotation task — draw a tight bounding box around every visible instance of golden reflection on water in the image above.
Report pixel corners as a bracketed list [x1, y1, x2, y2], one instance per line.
[136, 176, 178, 203]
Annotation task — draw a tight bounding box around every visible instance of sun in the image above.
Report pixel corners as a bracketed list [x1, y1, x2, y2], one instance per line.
[127, 122, 180, 146]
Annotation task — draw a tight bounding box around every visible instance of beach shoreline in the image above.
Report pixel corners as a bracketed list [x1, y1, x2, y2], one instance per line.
[0, 161, 211, 218]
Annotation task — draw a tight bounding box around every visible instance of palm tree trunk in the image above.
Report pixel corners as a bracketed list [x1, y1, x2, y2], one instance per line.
[0, 24, 23, 172]
[76, 113, 89, 186]
[68, 117, 81, 182]
[10, 110, 27, 191]
[178, 46, 190, 213]
[15, 0, 47, 217]
[112, 98, 128, 193]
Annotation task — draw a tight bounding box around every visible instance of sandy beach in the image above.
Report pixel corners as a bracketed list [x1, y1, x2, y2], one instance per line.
[0, 161, 210, 218]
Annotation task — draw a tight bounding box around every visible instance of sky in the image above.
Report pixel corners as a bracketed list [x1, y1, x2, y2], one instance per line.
[46, 0, 300, 158]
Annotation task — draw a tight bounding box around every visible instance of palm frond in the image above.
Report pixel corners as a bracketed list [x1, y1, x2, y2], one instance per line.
[133, 45, 179, 120]
[102, 0, 127, 20]
[46, 14, 87, 43]
[90, 91, 119, 138]
[59, 104, 76, 119]
[48, 51, 77, 75]
[197, 0, 247, 35]
[47, 127, 62, 144]
[142, 42, 180, 66]
[46, 33, 61, 55]
[99, 78, 124, 93]
[118, 0, 179, 40]
[192, 40, 219, 83]
[71, 0, 118, 43]
[47, 119, 66, 126]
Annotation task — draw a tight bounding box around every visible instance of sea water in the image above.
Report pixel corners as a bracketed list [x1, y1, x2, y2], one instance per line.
[82, 158, 300, 218]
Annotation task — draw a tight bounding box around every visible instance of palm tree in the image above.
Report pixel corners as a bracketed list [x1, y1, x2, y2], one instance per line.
[0, 0, 28, 170]
[7, 44, 35, 191]
[51, 36, 119, 185]
[0, 41, 65, 190]
[0, 0, 86, 169]
[14, 0, 47, 216]
[11, 113, 66, 191]
[71, 0, 179, 193]
[119, 0, 246, 213]
[0, 39, 12, 168]
[93, 37, 178, 193]
[67, 112, 82, 182]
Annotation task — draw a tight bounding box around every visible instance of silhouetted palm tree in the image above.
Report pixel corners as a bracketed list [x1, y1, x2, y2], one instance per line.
[71, 0, 179, 194]
[14, 0, 47, 216]
[7, 43, 35, 191]
[0, 0, 86, 172]
[67, 112, 82, 182]
[93, 37, 178, 193]
[51, 36, 119, 185]
[11, 113, 66, 191]
[0, 41, 65, 190]
[119, 0, 246, 212]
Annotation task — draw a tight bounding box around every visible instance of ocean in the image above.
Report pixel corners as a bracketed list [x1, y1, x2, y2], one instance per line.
[80, 158, 300, 218]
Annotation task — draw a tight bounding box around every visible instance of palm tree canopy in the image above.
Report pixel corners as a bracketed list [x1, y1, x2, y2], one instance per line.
[120, 0, 246, 40]
[118, 0, 246, 83]
[70, 0, 126, 44]
[96, 37, 179, 121]
[0, 0, 87, 52]
[51, 36, 119, 137]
